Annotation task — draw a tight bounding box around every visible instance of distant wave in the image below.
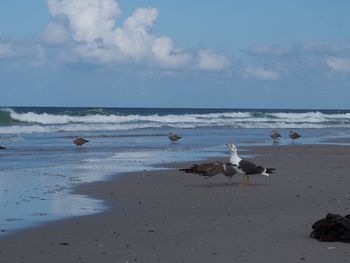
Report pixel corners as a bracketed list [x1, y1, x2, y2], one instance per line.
[1, 107, 350, 134]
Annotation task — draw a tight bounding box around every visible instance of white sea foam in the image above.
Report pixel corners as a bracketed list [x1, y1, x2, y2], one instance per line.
[1, 108, 350, 134]
[6, 108, 252, 125]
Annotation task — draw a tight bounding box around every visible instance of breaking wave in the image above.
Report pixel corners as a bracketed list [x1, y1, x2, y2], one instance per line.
[1, 107, 350, 134]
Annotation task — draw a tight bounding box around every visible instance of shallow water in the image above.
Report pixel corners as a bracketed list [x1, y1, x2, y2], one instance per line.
[1, 108, 350, 235]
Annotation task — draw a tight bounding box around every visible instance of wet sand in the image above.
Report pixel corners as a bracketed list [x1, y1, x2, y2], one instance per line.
[1, 144, 350, 262]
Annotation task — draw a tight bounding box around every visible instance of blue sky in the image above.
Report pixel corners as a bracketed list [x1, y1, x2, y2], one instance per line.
[1, 0, 350, 108]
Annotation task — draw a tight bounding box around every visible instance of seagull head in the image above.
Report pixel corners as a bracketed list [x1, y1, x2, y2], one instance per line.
[226, 143, 237, 154]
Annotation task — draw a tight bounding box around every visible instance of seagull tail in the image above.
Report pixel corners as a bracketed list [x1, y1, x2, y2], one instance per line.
[266, 168, 275, 174]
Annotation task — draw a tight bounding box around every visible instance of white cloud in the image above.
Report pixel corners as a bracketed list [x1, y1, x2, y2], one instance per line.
[246, 44, 291, 56]
[114, 8, 158, 60]
[244, 66, 280, 80]
[44, 0, 229, 71]
[152, 37, 192, 67]
[197, 50, 230, 71]
[47, 0, 121, 44]
[42, 22, 70, 45]
[0, 42, 14, 58]
[326, 57, 350, 73]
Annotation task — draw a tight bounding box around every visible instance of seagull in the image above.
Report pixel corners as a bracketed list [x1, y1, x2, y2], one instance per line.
[289, 130, 301, 143]
[179, 162, 236, 185]
[222, 162, 237, 184]
[168, 132, 182, 143]
[73, 136, 89, 148]
[226, 143, 275, 187]
[270, 130, 281, 140]
[0, 145, 6, 150]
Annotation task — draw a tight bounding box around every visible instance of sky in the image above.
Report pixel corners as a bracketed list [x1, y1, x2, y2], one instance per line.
[1, 0, 350, 109]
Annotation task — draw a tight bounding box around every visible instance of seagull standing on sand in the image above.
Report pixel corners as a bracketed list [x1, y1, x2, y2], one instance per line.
[226, 143, 275, 187]
[289, 130, 301, 143]
[73, 136, 89, 148]
[168, 132, 182, 143]
[179, 162, 236, 185]
[222, 163, 237, 184]
[270, 130, 281, 140]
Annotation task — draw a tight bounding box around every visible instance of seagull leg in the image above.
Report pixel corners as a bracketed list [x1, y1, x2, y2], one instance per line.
[239, 177, 246, 187]
[247, 175, 250, 186]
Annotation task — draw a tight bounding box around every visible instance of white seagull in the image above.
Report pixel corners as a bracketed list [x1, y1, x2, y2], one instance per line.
[226, 143, 275, 187]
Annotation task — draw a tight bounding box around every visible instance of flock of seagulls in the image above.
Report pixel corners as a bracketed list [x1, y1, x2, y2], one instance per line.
[180, 143, 275, 187]
[1, 129, 301, 150]
[179, 129, 302, 186]
[70, 132, 182, 149]
[270, 129, 301, 143]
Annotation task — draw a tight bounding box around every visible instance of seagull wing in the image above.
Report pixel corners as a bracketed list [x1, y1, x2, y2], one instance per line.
[222, 163, 237, 177]
[179, 162, 223, 176]
[238, 160, 265, 175]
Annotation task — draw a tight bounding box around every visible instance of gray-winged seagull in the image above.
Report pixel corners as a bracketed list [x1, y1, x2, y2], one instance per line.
[168, 132, 182, 143]
[179, 162, 236, 185]
[270, 130, 281, 140]
[73, 136, 89, 148]
[289, 130, 301, 143]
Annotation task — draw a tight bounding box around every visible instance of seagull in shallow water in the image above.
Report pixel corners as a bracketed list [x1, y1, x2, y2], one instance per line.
[168, 132, 182, 143]
[289, 130, 301, 143]
[226, 143, 275, 187]
[270, 130, 281, 140]
[73, 136, 89, 148]
[179, 162, 236, 185]
[0, 145, 6, 150]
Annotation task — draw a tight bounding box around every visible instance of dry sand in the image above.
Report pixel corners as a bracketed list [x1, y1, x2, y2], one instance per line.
[1, 144, 350, 262]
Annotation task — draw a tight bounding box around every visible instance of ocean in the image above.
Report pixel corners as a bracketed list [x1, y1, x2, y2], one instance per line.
[1, 107, 350, 235]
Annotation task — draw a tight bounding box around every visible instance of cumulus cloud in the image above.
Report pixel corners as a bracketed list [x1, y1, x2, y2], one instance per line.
[197, 50, 230, 71]
[44, 0, 229, 71]
[47, 0, 121, 44]
[42, 22, 70, 45]
[244, 66, 280, 80]
[326, 57, 350, 73]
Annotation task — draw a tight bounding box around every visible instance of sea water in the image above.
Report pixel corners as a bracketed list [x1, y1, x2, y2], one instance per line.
[0, 107, 350, 235]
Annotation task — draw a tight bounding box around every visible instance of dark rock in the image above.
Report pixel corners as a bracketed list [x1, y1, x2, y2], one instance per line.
[310, 213, 350, 243]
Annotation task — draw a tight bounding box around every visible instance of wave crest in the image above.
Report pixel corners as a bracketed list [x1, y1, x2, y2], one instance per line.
[1, 108, 350, 134]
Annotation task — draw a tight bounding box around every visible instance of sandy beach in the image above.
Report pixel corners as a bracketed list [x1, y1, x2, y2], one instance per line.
[1, 144, 350, 262]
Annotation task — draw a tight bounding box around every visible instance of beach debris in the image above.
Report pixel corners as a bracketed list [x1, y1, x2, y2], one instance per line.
[73, 136, 89, 147]
[59, 242, 70, 246]
[226, 143, 275, 187]
[168, 132, 181, 143]
[310, 213, 350, 243]
[179, 162, 236, 185]
[0, 145, 6, 150]
[289, 130, 301, 143]
[270, 130, 281, 140]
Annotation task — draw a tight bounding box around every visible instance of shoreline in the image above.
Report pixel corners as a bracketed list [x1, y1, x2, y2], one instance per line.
[1, 144, 350, 262]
